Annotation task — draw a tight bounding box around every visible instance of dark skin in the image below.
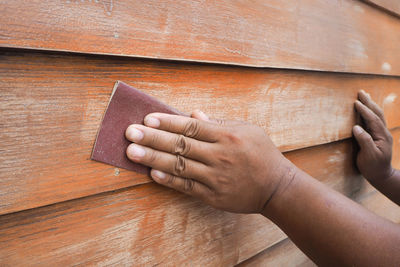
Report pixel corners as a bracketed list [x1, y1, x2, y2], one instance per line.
[125, 90, 400, 266]
[353, 90, 400, 205]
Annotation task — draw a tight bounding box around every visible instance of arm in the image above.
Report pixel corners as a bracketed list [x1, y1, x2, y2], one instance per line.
[353, 90, 400, 205]
[124, 110, 400, 265]
[263, 167, 400, 266]
[370, 169, 400, 205]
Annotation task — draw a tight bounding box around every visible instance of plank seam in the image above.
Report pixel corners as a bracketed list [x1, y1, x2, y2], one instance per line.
[2, 46, 400, 79]
[360, 0, 400, 19]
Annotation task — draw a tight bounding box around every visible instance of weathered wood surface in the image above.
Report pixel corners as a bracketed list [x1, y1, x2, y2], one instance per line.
[1, 1, 400, 75]
[1, 131, 399, 266]
[364, 0, 400, 17]
[1, 50, 400, 215]
[238, 238, 316, 267]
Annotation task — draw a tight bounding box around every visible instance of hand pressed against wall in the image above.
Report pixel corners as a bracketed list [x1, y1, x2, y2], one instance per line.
[125, 111, 295, 214]
[353, 90, 394, 183]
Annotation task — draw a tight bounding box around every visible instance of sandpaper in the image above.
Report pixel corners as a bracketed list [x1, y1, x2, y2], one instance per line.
[91, 81, 183, 174]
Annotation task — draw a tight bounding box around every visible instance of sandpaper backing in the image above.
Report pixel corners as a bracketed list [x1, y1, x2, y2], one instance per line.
[91, 81, 182, 174]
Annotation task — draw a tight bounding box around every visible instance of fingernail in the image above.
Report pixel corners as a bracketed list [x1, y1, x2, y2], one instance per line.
[198, 110, 209, 119]
[195, 109, 209, 121]
[361, 90, 370, 98]
[126, 126, 144, 142]
[152, 169, 166, 180]
[127, 144, 145, 158]
[353, 125, 363, 135]
[144, 116, 160, 128]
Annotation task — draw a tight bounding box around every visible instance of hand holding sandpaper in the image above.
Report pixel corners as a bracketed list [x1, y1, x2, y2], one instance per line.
[91, 81, 183, 174]
[92, 84, 400, 265]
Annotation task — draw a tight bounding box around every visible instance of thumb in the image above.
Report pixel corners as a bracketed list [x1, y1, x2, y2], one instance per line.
[191, 110, 210, 121]
[353, 125, 376, 150]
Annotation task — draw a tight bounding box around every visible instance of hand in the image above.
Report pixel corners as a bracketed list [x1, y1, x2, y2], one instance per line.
[125, 110, 295, 214]
[353, 90, 394, 183]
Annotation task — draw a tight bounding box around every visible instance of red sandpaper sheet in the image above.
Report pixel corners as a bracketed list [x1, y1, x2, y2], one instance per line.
[91, 81, 183, 174]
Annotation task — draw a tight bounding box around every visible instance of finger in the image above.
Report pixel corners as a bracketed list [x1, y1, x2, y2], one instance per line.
[353, 125, 378, 151]
[150, 169, 212, 199]
[191, 110, 210, 121]
[126, 143, 212, 186]
[144, 113, 221, 142]
[358, 90, 386, 126]
[191, 110, 243, 126]
[354, 100, 386, 140]
[126, 124, 214, 164]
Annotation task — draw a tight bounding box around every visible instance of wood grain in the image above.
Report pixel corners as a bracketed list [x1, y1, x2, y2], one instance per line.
[1, 0, 400, 75]
[1, 50, 400, 215]
[237, 238, 316, 267]
[364, 0, 400, 17]
[2, 132, 400, 266]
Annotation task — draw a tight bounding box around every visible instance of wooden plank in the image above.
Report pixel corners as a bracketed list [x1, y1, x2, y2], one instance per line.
[1, 50, 400, 215]
[237, 238, 315, 267]
[1, 0, 400, 75]
[237, 189, 400, 267]
[1, 134, 399, 266]
[364, 0, 400, 17]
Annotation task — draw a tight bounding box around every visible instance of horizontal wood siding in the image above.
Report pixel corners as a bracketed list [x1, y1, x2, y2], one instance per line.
[0, 130, 399, 266]
[0, 0, 399, 265]
[364, 0, 400, 17]
[1, 1, 400, 75]
[1, 50, 400, 215]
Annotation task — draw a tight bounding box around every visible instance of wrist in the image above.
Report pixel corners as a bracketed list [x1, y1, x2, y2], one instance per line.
[369, 166, 395, 188]
[260, 160, 299, 218]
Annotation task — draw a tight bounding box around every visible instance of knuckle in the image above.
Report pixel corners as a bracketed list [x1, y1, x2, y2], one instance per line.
[376, 106, 384, 116]
[150, 132, 159, 146]
[360, 131, 371, 141]
[167, 175, 177, 185]
[147, 150, 158, 163]
[183, 179, 195, 192]
[222, 130, 242, 145]
[174, 135, 191, 156]
[387, 132, 393, 144]
[174, 155, 186, 176]
[372, 115, 380, 124]
[183, 120, 201, 138]
[215, 119, 225, 126]
[216, 151, 234, 166]
[166, 118, 173, 131]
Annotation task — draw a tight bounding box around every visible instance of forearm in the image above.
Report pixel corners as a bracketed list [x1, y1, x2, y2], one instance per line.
[370, 168, 400, 205]
[262, 164, 400, 266]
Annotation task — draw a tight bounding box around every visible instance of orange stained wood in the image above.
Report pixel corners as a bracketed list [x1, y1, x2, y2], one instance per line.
[364, 0, 400, 17]
[1, 50, 400, 215]
[1, 131, 399, 266]
[238, 238, 316, 267]
[1, 0, 400, 75]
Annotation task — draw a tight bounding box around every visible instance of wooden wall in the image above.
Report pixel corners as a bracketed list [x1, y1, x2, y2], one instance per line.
[0, 0, 399, 265]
